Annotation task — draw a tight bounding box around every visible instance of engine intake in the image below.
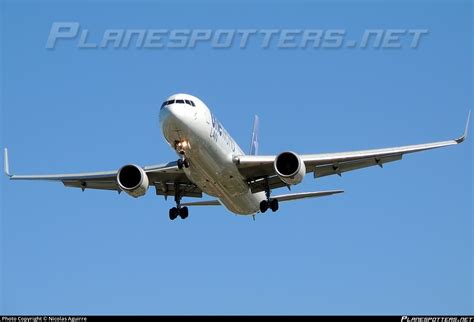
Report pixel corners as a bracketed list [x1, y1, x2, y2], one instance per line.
[117, 164, 149, 198]
[274, 151, 306, 185]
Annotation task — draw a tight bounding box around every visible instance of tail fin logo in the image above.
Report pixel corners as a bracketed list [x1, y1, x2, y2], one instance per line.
[249, 115, 259, 155]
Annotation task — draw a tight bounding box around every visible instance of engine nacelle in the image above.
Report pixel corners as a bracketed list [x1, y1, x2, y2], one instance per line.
[117, 164, 149, 198]
[274, 151, 306, 185]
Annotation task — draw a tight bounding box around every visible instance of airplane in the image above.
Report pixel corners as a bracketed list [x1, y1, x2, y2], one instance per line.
[3, 93, 470, 220]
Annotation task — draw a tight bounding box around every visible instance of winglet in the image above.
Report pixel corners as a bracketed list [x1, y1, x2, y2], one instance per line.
[4, 148, 12, 177]
[455, 110, 471, 143]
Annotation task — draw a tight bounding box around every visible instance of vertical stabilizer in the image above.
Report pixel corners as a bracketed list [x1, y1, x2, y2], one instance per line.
[249, 115, 259, 155]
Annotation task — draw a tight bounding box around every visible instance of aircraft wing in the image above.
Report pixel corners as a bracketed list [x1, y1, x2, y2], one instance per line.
[235, 111, 470, 190]
[3, 149, 202, 198]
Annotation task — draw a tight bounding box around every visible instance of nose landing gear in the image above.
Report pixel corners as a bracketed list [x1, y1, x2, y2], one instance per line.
[177, 158, 189, 169]
[174, 140, 190, 170]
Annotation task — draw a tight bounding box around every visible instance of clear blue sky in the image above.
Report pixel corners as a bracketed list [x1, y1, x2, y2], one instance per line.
[1, 0, 472, 315]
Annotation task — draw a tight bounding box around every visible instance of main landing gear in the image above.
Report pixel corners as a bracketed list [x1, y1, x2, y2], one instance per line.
[260, 198, 279, 213]
[259, 179, 279, 213]
[169, 186, 189, 220]
[169, 206, 188, 220]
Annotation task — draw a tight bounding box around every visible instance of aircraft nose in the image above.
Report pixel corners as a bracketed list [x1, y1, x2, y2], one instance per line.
[159, 103, 186, 131]
[160, 103, 176, 121]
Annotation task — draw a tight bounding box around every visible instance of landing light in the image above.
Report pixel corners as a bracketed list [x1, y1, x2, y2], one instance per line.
[175, 140, 190, 153]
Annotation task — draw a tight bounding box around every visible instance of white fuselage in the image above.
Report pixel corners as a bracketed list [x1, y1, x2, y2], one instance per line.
[159, 94, 265, 215]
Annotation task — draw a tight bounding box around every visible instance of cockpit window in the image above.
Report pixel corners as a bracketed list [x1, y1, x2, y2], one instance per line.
[161, 100, 174, 108]
[161, 98, 196, 108]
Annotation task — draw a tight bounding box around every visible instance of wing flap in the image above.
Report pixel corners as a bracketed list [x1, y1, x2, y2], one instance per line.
[248, 175, 287, 193]
[313, 154, 402, 178]
[154, 182, 203, 198]
[63, 180, 118, 191]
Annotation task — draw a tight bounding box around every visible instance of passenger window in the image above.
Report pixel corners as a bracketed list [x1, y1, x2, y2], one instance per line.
[176, 99, 185, 104]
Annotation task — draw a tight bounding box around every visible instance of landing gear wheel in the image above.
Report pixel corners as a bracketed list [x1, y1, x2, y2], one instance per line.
[177, 159, 189, 169]
[260, 200, 269, 213]
[270, 199, 279, 212]
[179, 206, 189, 219]
[169, 207, 178, 220]
[183, 159, 190, 168]
[177, 159, 184, 169]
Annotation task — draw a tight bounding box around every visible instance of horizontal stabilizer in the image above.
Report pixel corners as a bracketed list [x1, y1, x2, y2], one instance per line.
[180, 190, 343, 207]
[180, 200, 221, 207]
[273, 190, 344, 202]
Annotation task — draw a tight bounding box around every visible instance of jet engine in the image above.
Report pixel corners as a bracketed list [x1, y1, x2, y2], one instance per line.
[117, 164, 149, 198]
[274, 151, 306, 185]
